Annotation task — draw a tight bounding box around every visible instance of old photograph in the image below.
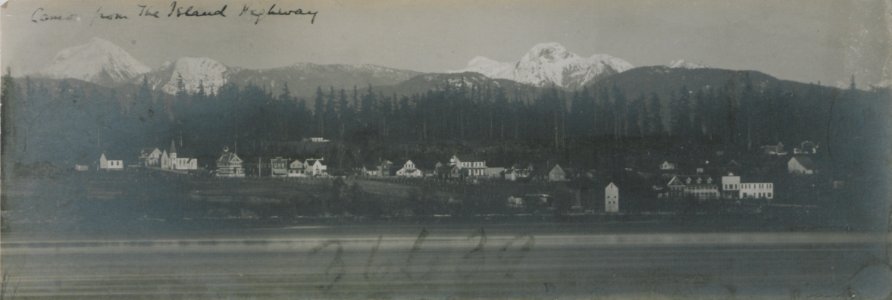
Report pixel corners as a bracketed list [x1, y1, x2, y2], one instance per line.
[1, 0, 891, 298]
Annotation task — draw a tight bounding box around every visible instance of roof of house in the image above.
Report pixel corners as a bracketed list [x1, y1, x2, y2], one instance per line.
[454, 154, 485, 162]
[790, 156, 816, 169]
[668, 175, 714, 186]
[305, 158, 324, 166]
[217, 150, 242, 164]
[140, 147, 160, 154]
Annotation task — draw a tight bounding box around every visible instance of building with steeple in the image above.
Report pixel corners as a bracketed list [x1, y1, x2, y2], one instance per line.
[159, 139, 198, 171]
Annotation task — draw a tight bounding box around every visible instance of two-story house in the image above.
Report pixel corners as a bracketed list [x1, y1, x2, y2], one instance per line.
[449, 154, 487, 177]
[215, 147, 245, 177]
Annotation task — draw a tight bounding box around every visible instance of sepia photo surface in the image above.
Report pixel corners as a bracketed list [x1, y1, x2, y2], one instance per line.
[1, 0, 891, 298]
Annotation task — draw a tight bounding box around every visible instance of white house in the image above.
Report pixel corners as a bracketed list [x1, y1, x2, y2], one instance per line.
[449, 154, 487, 177]
[721, 173, 741, 199]
[288, 160, 307, 177]
[667, 175, 719, 200]
[305, 158, 328, 177]
[99, 153, 124, 171]
[215, 147, 245, 177]
[270, 157, 289, 177]
[309, 137, 329, 143]
[139, 148, 162, 167]
[546, 164, 567, 182]
[684, 177, 720, 201]
[396, 160, 423, 178]
[605, 182, 619, 213]
[74, 164, 89, 171]
[159, 140, 198, 171]
[722, 172, 774, 200]
[739, 183, 774, 200]
[787, 156, 816, 175]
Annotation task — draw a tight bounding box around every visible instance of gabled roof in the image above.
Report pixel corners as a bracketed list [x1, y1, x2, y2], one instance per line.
[667, 175, 713, 186]
[667, 176, 685, 186]
[453, 154, 485, 162]
[140, 147, 161, 155]
[790, 156, 816, 169]
[217, 151, 242, 164]
[305, 158, 325, 166]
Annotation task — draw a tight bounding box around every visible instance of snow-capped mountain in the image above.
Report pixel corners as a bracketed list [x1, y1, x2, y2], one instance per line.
[38, 38, 420, 97]
[667, 59, 706, 69]
[40, 37, 150, 85]
[153, 57, 231, 95]
[454, 42, 634, 89]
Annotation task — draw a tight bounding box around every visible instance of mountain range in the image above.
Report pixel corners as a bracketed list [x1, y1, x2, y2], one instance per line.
[452, 42, 634, 89]
[36, 38, 719, 97]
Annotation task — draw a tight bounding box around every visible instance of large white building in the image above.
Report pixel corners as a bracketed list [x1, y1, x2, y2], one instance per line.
[721, 173, 774, 200]
[449, 154, 487, 177]
[739, 183, 774, 199]
[605, 182, 619, 213]
[159, 140, 198, 171]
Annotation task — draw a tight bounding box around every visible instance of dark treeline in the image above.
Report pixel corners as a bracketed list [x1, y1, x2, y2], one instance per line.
[2, 68, 889, 176]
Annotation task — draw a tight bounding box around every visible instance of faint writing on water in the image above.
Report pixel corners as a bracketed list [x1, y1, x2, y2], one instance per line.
[306, 228, 535, 291]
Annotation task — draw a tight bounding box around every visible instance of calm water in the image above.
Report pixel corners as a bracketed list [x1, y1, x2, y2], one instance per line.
[2, 224, 890, 299]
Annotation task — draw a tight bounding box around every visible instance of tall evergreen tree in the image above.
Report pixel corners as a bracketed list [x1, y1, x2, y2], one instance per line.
[647, 93, 664, 137]
[314, 86, 325, 137]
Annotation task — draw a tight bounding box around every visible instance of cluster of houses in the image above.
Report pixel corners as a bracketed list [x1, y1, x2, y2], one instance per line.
[760, 140, 819, 156]
[80, 136, 842, 217]
[359, 155, 572, 183]
[92, 140, 200, 172]
[207, 147, 330, 178]
[268, 156, 329, 178]
[759, 140, 820, 175]
[138, 140, 199, 171]
[88, 138, 825, 210]
[660, 171, 774, 201]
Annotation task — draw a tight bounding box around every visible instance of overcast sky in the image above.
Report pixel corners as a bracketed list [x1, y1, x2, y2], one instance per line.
[2, 0, 890, 87]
